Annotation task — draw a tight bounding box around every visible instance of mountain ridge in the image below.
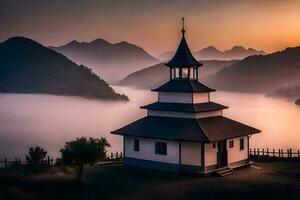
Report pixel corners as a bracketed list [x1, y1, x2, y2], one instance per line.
[0, 36, 128, 101]
[203, 46, 300, 95]
[51, 38, 160, 83]
[118, 60, 238, 89]
[157, 45, 265, 61]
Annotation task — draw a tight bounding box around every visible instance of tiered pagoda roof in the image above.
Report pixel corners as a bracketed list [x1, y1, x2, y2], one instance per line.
[141, 102, 228, 113]
[112, 116, 260, 142]
[165, 34, 203, 68]
[152, 79, 215, 93]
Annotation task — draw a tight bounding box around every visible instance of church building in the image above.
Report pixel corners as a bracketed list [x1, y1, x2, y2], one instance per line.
[112, 19, 261, 174]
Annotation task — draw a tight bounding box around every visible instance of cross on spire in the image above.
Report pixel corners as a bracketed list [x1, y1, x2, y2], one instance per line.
[181, 17, 185, 35]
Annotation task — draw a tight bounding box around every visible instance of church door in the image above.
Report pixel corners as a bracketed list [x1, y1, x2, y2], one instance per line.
[217, 140, 228, 168]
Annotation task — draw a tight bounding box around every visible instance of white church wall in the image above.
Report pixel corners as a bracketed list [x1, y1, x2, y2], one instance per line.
[205, 142, 218, 167]
[227, 136, 248, 164]
[181, 142, 201, 166]
[158, 92, 210, 104]
[148, 110, 196, 118]
[124, 136, 179, 164]
[193, 93, 210, 103]
[159, 92, 192, 103]
[196, 110, 222, 118]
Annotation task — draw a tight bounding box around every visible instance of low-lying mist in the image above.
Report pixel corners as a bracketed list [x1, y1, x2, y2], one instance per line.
[0, 87, 156, 159]
[0, 86, 300, 160]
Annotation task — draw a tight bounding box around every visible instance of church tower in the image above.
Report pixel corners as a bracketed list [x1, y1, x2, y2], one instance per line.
[112, 19, 260, 174]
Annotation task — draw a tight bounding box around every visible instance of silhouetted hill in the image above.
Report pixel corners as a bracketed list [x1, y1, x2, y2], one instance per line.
[157, 46, 265, 61]
[203, 47, 300, 94]
[269, 82, 300, 100]
[118, 60, 237, 89]
[0, 37, 128, 101]
[296, 98, 300, 105]
[51, 39, 159, 83]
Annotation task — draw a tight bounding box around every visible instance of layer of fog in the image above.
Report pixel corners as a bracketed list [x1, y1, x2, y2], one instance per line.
[0, 86, 300, 160]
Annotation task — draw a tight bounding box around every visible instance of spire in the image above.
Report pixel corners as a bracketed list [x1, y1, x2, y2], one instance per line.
[181, 17, 185, 35]
[165, 18, 203, 68]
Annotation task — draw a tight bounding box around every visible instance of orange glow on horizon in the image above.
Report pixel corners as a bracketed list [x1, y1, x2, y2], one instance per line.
[1, 0, 300, 56]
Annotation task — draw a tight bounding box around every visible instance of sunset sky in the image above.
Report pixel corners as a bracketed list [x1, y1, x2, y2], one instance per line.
[1, 0, 300, 55]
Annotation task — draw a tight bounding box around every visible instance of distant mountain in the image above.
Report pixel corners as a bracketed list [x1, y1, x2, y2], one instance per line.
[157, 51, 175, 61]
[203, 47, 300, 94]
[118, 60, 238, 89]
[51, 39, 159, 83]
[158, 46, 265, 61]
[195, 46, 223, 60]
[220, 46, 266, 60]
[0, 37, 128, 101]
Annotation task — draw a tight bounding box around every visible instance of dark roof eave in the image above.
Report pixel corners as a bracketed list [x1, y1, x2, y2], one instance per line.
[207, 130, 261, 142]
[140, 102, 229, 113]
[151, 88, 216, 93]
[151, 80, 216, 93]
[111, 116, 261, 143]
[140, 106, 228, 113]
[111, 131, 210, 142]
[112, 129, 261, 143]
[165, 63, 203, 68]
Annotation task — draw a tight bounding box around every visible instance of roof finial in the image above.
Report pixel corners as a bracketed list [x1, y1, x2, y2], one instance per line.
[181, 17, 185, 35]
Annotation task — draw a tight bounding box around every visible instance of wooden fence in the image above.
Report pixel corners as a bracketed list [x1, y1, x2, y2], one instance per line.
[250, 148, 300, 159]
[0, 151, 123, 169]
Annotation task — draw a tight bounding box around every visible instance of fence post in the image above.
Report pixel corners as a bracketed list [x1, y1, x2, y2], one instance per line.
[116, 151, 119, 159]
[120, 152, 123, 159]
[4, 158, 7, 168]
[279, 149, 281, 158]
[273, 149, 275, 157]
[253, 148, 256, 156]
[262, 148, 264, 156]
[111, 152, 113, 160]
[267, 148, 269, 156]
[257, 148, 259, 156]
[47, 156, 50, 166]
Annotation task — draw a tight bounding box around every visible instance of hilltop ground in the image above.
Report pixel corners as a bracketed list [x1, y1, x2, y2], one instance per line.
[0, 160, 300, 200]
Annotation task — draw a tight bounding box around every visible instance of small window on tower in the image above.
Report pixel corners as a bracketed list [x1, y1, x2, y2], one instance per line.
[175, 68, 180, 78]
[182, 68, 189, 78]
[190, 68, 194, 79]
[194, 68, 198, 79]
